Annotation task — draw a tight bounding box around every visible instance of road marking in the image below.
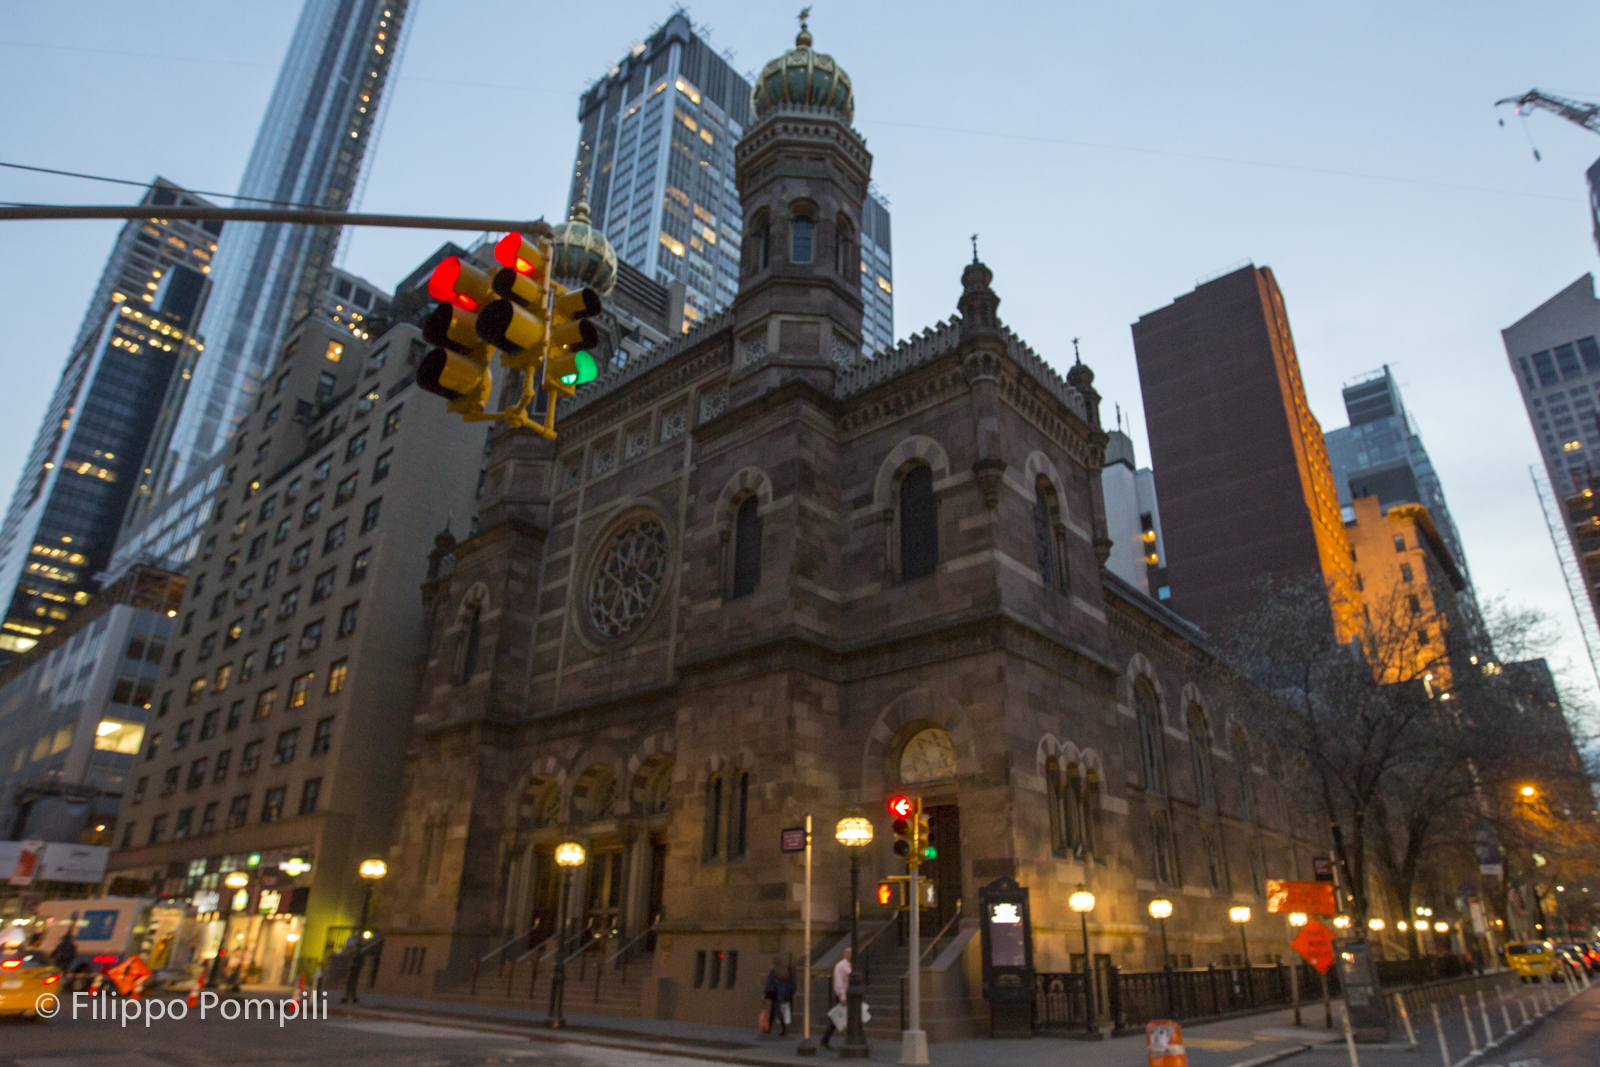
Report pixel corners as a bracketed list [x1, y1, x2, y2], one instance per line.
[1187, 1038, 1257, 1051]
[331, 1020, 516, 1040]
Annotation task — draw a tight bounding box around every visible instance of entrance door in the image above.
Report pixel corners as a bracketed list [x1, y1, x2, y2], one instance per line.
[585, 847, 624, 936]
[528, 847, 560, 941]
[920, 804, 962, 937]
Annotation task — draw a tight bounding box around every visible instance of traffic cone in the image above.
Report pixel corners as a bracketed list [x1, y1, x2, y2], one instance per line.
[296, 973, 306, 998]
[186, 963, 207, 1008]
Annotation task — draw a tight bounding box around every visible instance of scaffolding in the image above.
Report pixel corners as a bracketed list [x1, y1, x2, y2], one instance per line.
[1531, 465, 1600, 690]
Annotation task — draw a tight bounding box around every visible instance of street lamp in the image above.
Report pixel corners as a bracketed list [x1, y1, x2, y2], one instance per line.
[1070, 886, 1097, 1034]
[548, 841, 586, 1029]
[1368, 918, 1385, 931]
[1288, 912, 1308, 928]
[835, 810, 874, 1060]
[345, 858, 388, 1004]
[1285, 911, 1308, 1025]
[1229, 906, 1254, 1006]
[1521, 785, 1537, 798]
[1149, 898, 1175, 1018]
[1332, 915, 1351, 930]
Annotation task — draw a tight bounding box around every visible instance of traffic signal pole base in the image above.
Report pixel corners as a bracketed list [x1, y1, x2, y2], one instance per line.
[795, 1039, 816, 1056]
[898, 1028, 929, 1065]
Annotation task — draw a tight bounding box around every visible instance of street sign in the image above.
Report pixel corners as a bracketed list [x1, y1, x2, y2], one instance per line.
[1266, 879, 1337, 915]
[780, 827, 807, 853]
[1291, 919, 1336, 974]
[1312, 857, 1335, 883]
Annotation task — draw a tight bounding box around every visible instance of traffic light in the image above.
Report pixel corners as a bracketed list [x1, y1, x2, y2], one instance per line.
[418, 258, 494, 418]
[888, 796, 913, 859]
[543, 284, 603, 397]
[916, 810, 936, 862]
[876, 881, 903, 909]
[427, 254, 494, 312]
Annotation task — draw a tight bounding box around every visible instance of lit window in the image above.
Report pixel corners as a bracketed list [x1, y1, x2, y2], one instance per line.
[324, 340, 344, 363]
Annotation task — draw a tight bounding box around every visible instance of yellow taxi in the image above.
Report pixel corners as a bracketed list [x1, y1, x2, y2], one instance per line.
[0, 926, 64, 1017]
[1505, 939, 1556, 980]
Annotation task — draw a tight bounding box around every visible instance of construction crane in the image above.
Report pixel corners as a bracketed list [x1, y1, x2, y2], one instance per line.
[1496, 89, 1600, 148]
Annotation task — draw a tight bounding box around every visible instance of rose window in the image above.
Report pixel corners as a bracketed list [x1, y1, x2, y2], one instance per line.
[587, 517, 670, 639]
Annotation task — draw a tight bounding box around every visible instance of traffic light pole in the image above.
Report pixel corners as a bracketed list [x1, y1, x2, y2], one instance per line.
[902, 799, 928, 1066]
[0, 203, 554, 237]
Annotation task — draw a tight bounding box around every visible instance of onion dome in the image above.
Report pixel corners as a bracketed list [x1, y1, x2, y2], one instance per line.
[550, 193, 617, 296]
[750, 13, 853, 124]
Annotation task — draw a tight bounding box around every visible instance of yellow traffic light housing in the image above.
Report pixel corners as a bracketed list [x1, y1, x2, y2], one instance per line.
[418, 302, 492, 418]
[542, 285, 603, 398]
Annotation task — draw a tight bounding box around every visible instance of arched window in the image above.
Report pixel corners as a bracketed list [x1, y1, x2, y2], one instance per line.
[639, 757, 673, 816]
[702, 772, 722, 861]
[571, 765, 617, 823]
[899, 464, 939, 580]
[1082, 768, 1100, 859]
[730, 497, 762, 599]
[834, 214, 855, 276]
[730, 770, 749, 859]
[1033, 477, 1068, 594]
[791, 215, 815, 264]
[1135, 680, 1167, 794]
[519, 778, 559, 830]
[1231, 726, 1255, 820]
[1188, 704, 1215, 810]
[1048, 757, 1085, 859]
[746, 209, 771, 273]
[455, 604, 481, 686]
[1046, 756, 1066, 856]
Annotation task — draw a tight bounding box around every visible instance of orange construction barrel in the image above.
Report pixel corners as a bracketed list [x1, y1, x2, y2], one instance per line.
[1146, 1019, 1187, 1067]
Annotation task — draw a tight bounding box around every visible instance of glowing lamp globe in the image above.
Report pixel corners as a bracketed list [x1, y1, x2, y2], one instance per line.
[224, 871, 250, 890]
[1434, 921, 1449, 934]
[554, 842, 587, 868]
[1333, 915, 1351, 929]
[1229, 906, 1252, 925]
[1148, 898, 1173, 920]
[1369, 918, 1386, 931]
[1069, 887, 1096, 914]
[358, 858, 388, 881]
[835, 813, 874, 848]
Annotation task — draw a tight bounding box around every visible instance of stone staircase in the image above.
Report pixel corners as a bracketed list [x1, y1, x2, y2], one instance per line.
[849, 926, 987, 1043]
[437, 941, 649, 1019]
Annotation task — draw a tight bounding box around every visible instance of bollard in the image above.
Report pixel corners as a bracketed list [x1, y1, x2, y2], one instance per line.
[1338, 1003, 1360, 1067]
[1429, 1002, 1451, 1067]
[1460, 994, 1480, 1055]
[1497, 987, 1514, 1034]
[1477, 989, 1495, 1047]
[1393, 992, 1417, 1046]
[1517, 992, 1530, 1025]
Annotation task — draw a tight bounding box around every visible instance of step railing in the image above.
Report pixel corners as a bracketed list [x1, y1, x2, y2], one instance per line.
[897, 900, 965, 1029]
[857, 919, 898, 987]
[593, 917, 661, 1003]
[469, 919, 545, 995]
[509, 933, 559, 999]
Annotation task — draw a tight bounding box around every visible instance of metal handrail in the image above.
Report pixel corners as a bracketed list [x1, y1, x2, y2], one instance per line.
[858, 919, 896, 986]
[513, 933, 559, 966]
[920, 899, 963, 966]
[477, 920, 544, 966]
[605, 916, 661, 969]
[560, 928, 603, 966]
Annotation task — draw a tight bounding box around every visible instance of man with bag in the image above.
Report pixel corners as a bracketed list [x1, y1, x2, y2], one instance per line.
[760, 958, 793, 1037]
[820, 948, 851, 1049]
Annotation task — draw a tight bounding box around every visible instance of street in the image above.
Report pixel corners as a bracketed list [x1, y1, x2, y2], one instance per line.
[0, 1014, 722, 1067]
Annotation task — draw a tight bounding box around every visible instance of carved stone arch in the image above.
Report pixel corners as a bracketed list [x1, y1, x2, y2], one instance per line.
[714, 467, 775, 525]
[1075, 747, 1106, 777]
[861, 688, 976, 795]
[1021, 451, 1070, 517]
[1123, 653, 1171, 728]
[1034, 734, 1086, 786]
[568, 760, 621, 824]
[872, 436, 953, 509]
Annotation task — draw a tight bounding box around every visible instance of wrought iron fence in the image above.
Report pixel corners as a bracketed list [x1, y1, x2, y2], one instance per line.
[1036, 963, 1341, 1034]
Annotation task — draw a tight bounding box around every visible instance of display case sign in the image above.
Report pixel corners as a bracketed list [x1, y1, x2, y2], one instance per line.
[977, 875, 1035, 1039]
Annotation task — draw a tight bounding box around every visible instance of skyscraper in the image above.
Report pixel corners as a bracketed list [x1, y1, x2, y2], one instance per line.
[568, 12, 893, 351]
[0, 179, 220, 655]
[1324, 365, 1471, 580]
[1131, 264, 1357, 637]
[148, 0, 410, 495]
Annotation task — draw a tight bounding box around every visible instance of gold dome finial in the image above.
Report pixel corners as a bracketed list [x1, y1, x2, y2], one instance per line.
[571, 179, 593, 224]
[796, 5, 812, 47]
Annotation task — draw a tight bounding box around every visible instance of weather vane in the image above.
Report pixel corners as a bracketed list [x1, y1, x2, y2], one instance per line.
[970, 233, 979, 262]
[798, 7, 810, 32]
[1072, 337, 1081, 363]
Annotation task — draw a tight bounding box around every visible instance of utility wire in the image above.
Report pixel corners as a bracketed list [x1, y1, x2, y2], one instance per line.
[0, 161, 330, 210]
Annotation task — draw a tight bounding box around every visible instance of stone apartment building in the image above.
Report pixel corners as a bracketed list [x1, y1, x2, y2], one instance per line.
[103, 312, 487, 980]
[370, 23, 1325, 1036]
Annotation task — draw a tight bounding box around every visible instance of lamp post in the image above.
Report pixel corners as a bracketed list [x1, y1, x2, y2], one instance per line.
[835, 810, 875, 1060]
[1287, 912, 1307, 1026]
[549, 841, 586, 1029]
[1229, 906, 1253, 1007]
[345, 858, 387, 1004]
[1368, 917, 1386, 960]
[1070, 886, 1097, 1034]
[1149, 898, 1174, 1018]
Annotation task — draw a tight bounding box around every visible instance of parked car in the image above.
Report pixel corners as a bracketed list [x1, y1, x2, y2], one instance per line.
[0, 928, 64, 1018]
[1505, 940, 1557, 981]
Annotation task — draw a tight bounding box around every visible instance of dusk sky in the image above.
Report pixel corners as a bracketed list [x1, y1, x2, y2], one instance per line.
[2, 1, 1599, 709]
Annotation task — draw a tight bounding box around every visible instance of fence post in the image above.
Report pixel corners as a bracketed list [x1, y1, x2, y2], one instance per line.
[1459, 994, 1480, 1056]
[1393, 992, 1415, 1046]
[1497, 986, 1513, 1034]
[1291, 962, 1302, 1027]
[1429, 1002, 1450, 1067]
[1516, 991, 1529, 1025]
[1477, 989, 1495, 1047]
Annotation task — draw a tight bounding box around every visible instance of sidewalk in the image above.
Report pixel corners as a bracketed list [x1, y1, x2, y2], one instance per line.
[332, 993, 1347, 1067]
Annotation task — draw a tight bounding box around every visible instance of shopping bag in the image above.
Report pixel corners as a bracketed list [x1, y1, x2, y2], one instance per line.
[828, 1002, 847, 1030]
[862, 1001, 872, 1024]
[759, 1005, 771, 1033]
[781, 1002, 793, 1026]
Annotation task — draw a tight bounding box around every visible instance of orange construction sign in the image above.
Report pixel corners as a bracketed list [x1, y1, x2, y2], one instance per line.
[106, 954, 152, 997]
[1266, 879, 1337, 916]
[1291, 919, 1336, 975]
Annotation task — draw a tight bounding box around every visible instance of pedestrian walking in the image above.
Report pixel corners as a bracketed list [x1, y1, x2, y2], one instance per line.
[761, 958, 793, 1036]
[820, 948, 851, 1050]
[775, 960, 795, 1036]
[50, 928, 77, 972]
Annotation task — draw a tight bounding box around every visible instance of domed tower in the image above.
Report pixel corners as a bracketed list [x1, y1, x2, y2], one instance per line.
[730, 12, 871, 398]
[549, 190, 618, 296]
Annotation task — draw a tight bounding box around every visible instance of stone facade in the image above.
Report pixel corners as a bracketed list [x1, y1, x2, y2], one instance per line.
[373, 28, 1324, 1036]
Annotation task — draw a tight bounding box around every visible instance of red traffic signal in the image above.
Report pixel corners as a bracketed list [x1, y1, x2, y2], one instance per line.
[888, 796, 913, 820]
[876, 881, 904, 908]
[427, 256, 494, 313]
[494, 232, 548, 278]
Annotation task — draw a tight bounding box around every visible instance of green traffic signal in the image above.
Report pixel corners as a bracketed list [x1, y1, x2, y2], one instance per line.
[559, 351, 599, 387]
[922, 845, 937, 860]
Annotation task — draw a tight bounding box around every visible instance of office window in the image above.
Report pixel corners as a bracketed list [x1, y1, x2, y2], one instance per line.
[338, 602, 359, 638]
[210, 592, 227, 619]
[227, 795, 249, 829]
[346, 430, 368, 462]
[213, 749, 231, 783]
[279, 588, 299, 618]
[199, 802, 217, 835]
[145, 731, 162, 761]
[263, 560, 280, 589]
[316, 371, 336, 401]
[132, 776, 147, 803]
[248, 534, 267, 562]
[225, 699, 244, 731]
[274, 728, 299, 765]
[335, 473, 359, 507]
[241, 739, 262, 773]
[254, 686, 277, 720]
[324, 520, 348, 554]
[148, 815, 167, 845]
[312, 716, 335, 754]
[174, 720, 193, 750]
[349, 548, 371, 584]
[298, 778, 321, 816]
[326, 658, 348, 694]
[256, 437, 273, 463]
[267, 636, 288, 667]
[302, 497, 323, 528]
[200, 709, 220, 740]
[120, 822, 135, 849]
[290, 671, 314, 707]
[274, 517, 291, 544]
[186, 676, 206, 705]
[186, 759, 206, 790]
[249, 606, 268, 636]
[311, 569, 336, 603]
[161, 766, 180, 795]
[261, 786, 286, 823]
[290, 541, 311, 571]
[258, 496, 277, 523]
[1393, 534, 1406, 552]
[225, 618, 244, 646]
[372, 450, 392, 483]
[382, 405, 402, 438]
[173, 808, 193, 839]
[285, 475, 302, 502]
[360, 498, 382, 534]
[300, 620, 323, 652]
